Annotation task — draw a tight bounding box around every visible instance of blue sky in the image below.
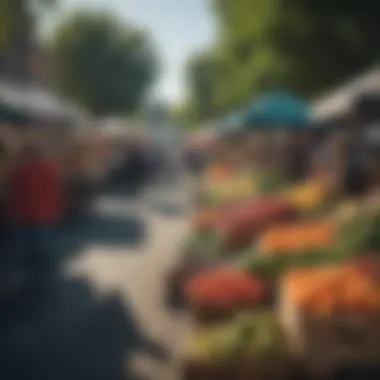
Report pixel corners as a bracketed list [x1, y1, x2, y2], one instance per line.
[43, 0, 216, 102]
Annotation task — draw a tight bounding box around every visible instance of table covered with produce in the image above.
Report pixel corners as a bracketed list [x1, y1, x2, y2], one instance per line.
[167, 160, 380, 379]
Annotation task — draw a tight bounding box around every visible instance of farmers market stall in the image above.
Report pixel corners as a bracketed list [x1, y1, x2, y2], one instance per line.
[312, 64, 380, 124]
[174, 193, 380, 379]
[243, 91, 314, 181]
[0, 80, 92, 222]
[166, 88, 380, 379]
[311, 66, 380, 199]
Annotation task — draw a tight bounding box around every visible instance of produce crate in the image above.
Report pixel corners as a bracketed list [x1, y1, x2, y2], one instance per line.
[280, 287, 380, 379]
[182, 357, 300, 380]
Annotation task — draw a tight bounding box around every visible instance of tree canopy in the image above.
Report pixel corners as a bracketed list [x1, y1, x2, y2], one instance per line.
[50, 11, 158, 116]
[182, 0, 380, 123]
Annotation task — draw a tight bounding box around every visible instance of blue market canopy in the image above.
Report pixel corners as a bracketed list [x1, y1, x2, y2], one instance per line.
[243, 91, 310, 129]
[0, 80, 87, 125]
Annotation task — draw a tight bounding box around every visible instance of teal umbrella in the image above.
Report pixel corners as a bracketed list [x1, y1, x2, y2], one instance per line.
[244, 91, 310, 130]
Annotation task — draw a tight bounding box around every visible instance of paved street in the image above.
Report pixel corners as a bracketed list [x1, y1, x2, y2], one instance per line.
[0, 178, 193, 380]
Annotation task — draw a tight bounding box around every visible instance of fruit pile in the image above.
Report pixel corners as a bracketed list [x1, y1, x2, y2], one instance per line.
[185, 267, 266, 310]
[240, 204, 380, 279]
[258, 221, 335, 255]
[186, 311, 287, 360]
[282, 259, 380, 314]
[282, 180, 328, 212]
[201, 173, 258, 207]
[215, 196, 297, 250]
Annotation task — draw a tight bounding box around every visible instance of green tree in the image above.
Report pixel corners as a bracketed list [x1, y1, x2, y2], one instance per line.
[51, 11, 158, 115]
[185, 51, 217, 121]
[184, 50, 238, 123]
[184, 0, 380, 120]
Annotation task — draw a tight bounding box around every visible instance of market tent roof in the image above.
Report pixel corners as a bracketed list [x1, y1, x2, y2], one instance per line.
[0, 80, 87, 123]
[312, 64, 380, 122]
[243, 91, 310, 129]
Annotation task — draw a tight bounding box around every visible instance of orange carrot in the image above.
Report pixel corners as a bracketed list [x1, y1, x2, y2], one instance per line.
[259, 221, 335, 255]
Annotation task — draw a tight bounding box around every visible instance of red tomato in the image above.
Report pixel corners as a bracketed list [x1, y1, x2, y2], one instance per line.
[185, 267, 265, 308]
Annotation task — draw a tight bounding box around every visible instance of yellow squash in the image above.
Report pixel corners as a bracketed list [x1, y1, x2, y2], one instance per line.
[283, 180, 327, 211]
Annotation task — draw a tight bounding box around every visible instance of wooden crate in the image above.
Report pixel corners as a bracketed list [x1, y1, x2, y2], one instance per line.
[182, 357, 300, 380]
[280, 287, 380, 379]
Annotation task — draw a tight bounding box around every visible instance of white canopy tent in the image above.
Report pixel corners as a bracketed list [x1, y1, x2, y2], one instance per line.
[312, 64, 380, 122]
[0, 80, 87, 124]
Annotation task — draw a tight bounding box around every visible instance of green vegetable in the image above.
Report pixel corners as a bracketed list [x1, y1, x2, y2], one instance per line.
[256, 171, 288, 194]
[181, 232, 223, 263]
[239, 207, 380, 280]
[333, 210, 380, 254]
[187, 311, 287, 360]
[241, 246, 352, 279]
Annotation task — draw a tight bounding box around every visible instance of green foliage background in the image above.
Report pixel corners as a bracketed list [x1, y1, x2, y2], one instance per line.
[180, 0, 380, 125]
[50, 11, 158, 116]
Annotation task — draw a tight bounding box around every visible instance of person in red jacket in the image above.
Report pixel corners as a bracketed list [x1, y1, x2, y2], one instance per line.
[9, 142, 64, 285]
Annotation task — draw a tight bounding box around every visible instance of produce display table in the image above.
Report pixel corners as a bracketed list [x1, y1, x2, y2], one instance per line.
[280, 261, 380, 379]
[174, 160, 380, 380]
[180, 310, 301, 379]
[165, 256, 243, 310]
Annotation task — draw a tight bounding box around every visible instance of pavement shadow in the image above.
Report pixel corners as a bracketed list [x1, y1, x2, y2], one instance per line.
[104, 174, 148, 198]
[0, 275, 168, 380]
[58, 212, 147, 262]
[144, 185, 190, 219]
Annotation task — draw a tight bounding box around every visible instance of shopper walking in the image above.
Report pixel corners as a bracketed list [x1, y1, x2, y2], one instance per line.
[8, 143, 64, 291]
